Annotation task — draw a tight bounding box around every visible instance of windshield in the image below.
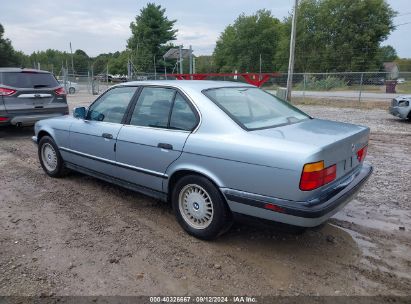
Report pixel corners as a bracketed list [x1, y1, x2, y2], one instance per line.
[203, 87, 310, 130]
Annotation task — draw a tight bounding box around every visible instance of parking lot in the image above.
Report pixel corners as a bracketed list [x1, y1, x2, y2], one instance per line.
[0, 94, 410, 296]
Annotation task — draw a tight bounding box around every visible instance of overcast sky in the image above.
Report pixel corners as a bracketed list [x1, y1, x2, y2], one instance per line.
[2, 0, 410, 58]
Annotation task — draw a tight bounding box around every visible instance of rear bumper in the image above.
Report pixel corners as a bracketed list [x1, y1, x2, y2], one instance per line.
[389, 106, 409, 119]
[5, 113, 66, 126]
[222, 163, 373, 227]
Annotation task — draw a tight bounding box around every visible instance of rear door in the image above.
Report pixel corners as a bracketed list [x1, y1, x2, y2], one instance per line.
[0, 71, 66, 115]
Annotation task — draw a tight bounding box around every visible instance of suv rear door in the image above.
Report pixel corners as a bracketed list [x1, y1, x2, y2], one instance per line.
[0, 71, 67, 115]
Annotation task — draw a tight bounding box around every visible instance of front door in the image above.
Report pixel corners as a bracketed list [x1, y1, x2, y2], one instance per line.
[115, 87, 199, 192]
[67, 86, 138, 176]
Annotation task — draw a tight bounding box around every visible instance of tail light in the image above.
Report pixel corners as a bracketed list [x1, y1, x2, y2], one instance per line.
[300, 161, 337, 191]
[0, 87, 17, 96]
[0, 117, 9, 122]
[54, 87, 66, 96]
[357, 146, 368, 162]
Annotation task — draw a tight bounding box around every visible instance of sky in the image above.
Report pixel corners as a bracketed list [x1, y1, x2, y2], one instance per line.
[1, 0, 410, 58]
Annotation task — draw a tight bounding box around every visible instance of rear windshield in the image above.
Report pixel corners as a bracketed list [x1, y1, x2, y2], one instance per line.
[1, 72, 59, 88]
[203, 87, 310, 130]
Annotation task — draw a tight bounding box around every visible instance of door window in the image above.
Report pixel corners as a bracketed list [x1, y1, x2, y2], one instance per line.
[130, 87, 175, 128]
[129, 87, 198, 131]
[86, 87, 137, 123]
[169, 93, 198, 131]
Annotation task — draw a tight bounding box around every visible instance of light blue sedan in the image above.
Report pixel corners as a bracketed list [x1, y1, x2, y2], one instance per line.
[33, 81, 372, 239]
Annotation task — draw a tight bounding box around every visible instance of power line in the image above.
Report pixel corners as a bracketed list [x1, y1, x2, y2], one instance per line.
[396, 12, 411, 17]
[394, 21, 411, 26]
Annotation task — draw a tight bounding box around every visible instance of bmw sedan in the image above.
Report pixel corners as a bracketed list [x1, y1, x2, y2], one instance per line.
[33, 81, 373, 239]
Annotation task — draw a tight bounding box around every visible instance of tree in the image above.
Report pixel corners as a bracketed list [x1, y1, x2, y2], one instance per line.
[213, 10, 283, 72]
[278, 0, 396, 72]
[73, 49, 89, 73]
[395, 58, 411, 72]
[195, 55, 217, 73]
[377, 45, 398, 63]
[0, 24, 20, 67]
[127, 3, 177, 72]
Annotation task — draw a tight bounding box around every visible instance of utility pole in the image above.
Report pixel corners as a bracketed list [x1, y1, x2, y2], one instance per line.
[189, 45, 193, 79]
[69, 42, 74, 77]
[286, 0, 299, 101]
[163, 56, 167, 79]
[179, 45, 183, 74]
[153, 55, 157, 80]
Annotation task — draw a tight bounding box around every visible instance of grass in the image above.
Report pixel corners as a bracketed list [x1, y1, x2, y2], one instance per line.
[291, 97, 389, 110]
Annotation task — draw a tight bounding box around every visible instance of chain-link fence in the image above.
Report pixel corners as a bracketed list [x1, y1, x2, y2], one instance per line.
[261, 71, 411, 102]
[46, 66, 411, 103]
[126, 71, 411, 102]
[54, 68, 112, 96]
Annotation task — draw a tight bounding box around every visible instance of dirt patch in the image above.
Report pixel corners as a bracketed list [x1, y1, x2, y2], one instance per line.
[0, 98, 410, 296]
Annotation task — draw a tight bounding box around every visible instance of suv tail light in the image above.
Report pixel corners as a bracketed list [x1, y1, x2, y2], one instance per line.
[0, 87, 17, 96]
[357, 145, 368, 162]
[54, 87, 66, 96]
[300, 161, 336, 191]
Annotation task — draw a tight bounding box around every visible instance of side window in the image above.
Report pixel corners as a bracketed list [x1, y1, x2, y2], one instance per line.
[87, 87, 137, 123]
[130, 87, 175, 128]
[169, 93, 198, 131]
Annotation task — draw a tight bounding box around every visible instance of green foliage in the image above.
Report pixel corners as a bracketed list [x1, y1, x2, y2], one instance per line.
[127, 3, 177, 72]
[0, 24, 20, 67]
[377, 45, 398, 63]
[395, 58, 411, 72]
[213, 9, 283, 72]
[195, 56, 217, 73]
[280, 0, 397, 72]
[296, 76, 348, 91]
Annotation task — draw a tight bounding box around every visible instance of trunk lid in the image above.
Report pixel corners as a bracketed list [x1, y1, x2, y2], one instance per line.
[253, 118, 370, 180]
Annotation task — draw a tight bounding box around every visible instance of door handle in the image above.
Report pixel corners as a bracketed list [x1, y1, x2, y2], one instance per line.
[158, 143, 173, 150]
[102, 133, 113, 139]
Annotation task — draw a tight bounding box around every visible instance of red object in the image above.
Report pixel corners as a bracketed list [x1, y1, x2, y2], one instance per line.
[0, 117, 9, 122]
[357, 146, 368, 162]
[0, 87, 17, 96]
[263, 203, 285, 213]
[54, 87, 66, 96]
[167, 72, 281, 87]
[300, 164, 337, 191]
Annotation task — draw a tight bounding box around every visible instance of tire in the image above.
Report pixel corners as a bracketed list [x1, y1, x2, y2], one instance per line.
[69, 87, 76, 94]
[38, 136, 67, 177]
[172, 175, 232, 240]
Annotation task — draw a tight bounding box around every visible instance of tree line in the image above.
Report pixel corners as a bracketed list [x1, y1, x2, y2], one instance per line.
[1, 0, 410, 75]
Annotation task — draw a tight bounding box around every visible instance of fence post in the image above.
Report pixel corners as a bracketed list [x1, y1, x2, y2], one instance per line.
[63, 68, 68, 93]
[358, 72, 364, 103]
[303, 73, 306, 102]
[87, 70, 90, 94]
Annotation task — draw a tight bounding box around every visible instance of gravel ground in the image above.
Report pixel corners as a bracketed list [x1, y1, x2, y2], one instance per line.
[0, 95, 410, 296]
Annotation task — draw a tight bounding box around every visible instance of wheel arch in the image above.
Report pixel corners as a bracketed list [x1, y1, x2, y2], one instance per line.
[166, 168, 224, 202]
[37, 130, 53, 143]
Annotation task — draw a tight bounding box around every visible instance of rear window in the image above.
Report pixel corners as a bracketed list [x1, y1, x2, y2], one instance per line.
[203, 87, 310, 130]
[1, 72, 59, 88]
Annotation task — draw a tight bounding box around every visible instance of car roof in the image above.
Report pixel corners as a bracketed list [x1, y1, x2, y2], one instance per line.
[121, 80, 255, 91]
[0, 67, 51, 74]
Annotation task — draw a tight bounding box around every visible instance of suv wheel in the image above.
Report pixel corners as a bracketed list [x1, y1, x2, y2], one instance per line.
[69, 87, 76, 94]
[38, 136, 67, 177]
[172, 175, 231, 240]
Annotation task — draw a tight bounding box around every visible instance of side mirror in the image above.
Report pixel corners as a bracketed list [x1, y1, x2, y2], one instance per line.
[73, 107, 87, 119]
